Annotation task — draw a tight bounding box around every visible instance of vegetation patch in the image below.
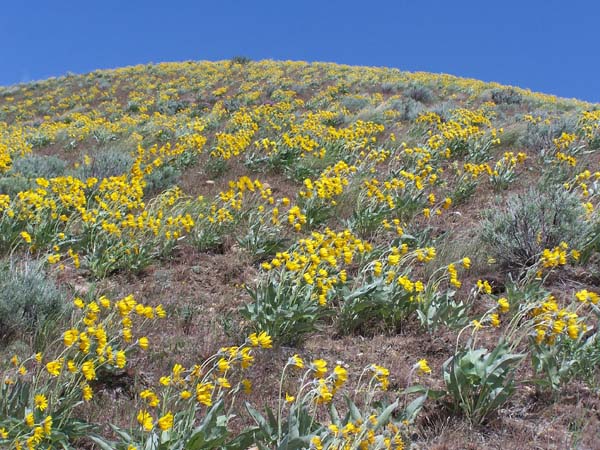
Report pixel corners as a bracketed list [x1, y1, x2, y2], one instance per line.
[0, 60, 599, 449]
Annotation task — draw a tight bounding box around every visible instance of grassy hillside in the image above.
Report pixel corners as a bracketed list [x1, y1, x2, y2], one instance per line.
[1, 59, 599, 449]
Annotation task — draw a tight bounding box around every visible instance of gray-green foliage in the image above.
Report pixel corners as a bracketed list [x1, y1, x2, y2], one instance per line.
[144, 163, 181, 195]
[230, 55, 252, 65]
[0, 155, 68, 196]
[480, 188, 592, 270]
[157, 99, 188, 115]
[519, 114, 578, 152]
[204, 157, 228, 178]
[75, 148, 134, 180]
[405, 85, 434, 104]
[0, 259, 69, 344]
[10, 154, 67, 179]
[443, 342, 524, 425]
[240, 276, 324, 346]
[416, 289, 469, 333]
[26, 130, 53, 148]
[490, 88, 523, 105]
[236, 213, 288, 262]
[568, 332, 600, 388]
[340, 96, 370, 113]
[429, 101, 460, 122]
[0, 176, 32, 196]
[387, 97, 424, 122]
[530, 337, 582, 392]
[339, 277, 417, 335]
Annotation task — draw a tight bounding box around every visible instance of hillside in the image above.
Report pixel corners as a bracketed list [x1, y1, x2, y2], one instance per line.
[1, 59, 599, 449]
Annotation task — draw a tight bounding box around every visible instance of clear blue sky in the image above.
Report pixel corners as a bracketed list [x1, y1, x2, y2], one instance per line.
[1, 0, 598, 102]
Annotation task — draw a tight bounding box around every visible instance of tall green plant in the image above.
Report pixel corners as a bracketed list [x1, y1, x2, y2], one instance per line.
[442, 341, 524, 425]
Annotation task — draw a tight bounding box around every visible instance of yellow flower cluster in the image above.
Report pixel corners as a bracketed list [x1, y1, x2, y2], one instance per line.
[0, 141, 11, 172]
[575, 289, 599, 304]
[300, 175, 347, 202]
[569, 169, 600, 199]
[540, 242, 569, 268]
[280, 354, 412, 449]
[0, 140, 205, 274]
[494, 151, 527, 172]
[530, 295, 583, 344]
[418, 108, 500, 158]
[0, 122, 32, 172]
[447, 263, 462, 288]
[578, 110, 600, 142]
[555, 151, 577, 167]
[211, 110, 258, 159]
[0, 293, 163, 448]
[262, 228, 371, 304]
[553, 132, 577, 150]
[132, 331, 271, 433]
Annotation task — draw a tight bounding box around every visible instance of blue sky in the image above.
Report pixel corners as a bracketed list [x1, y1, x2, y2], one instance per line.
[1, 0, 598, 102]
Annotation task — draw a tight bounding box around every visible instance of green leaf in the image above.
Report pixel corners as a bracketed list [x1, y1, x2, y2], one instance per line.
[329, 402, 341, 426]
[375, 400, 398, 429]
[279, 436, 312, 450]
[345, 395, 363, 421]
[109, 424, 133, 442]
[245, 402, 274, 438]
[403, 395, 427, 424]
[185, 400, 229, 450]
[87, 436, 116, 450]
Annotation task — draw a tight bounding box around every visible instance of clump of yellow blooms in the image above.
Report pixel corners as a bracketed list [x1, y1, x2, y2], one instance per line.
[0, 122, 33, 172]
[274, 355, 411, 450]
[553, 132, 577, 151]
[575, 289, 599, 305]
[540, 242, 570, 269]
[492, 151, 527, 174]
[529, 295, 585, 344]
[300, 161, 355, 205]
[555, 151, 577, 167]
[0, 140, 205, 276]
[129, 330, 274, 435]
[262, 228, 371, 305]
[0, 141, 12, 172]
[0, 293, 165, 447]
[211, 110, 258, 159]
[577, 110, 600, 142]
[417, 108, 501, 159]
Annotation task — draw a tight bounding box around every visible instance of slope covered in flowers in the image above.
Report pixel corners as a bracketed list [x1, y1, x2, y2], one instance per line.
[0, 60, 599, 449]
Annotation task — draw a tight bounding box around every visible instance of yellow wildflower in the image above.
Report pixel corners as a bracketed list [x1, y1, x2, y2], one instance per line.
[46, 360, 61, 377]
[289, 354, 304, 369]
[137, 410, 153, 431]
[416, 359, 431, 375]
[20, 231, 32, 244]
[248, 331, 272, 348]
[81, 361, 96, 380]
[138, 337, 149, 350]
[196, 382, 214, 406]
[34, 394, 48, 411]
[157, 412, 174, 431]
[498, 297, 510, 313]
[82, 383, 93, 401]
[311, 359, 327, 378]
